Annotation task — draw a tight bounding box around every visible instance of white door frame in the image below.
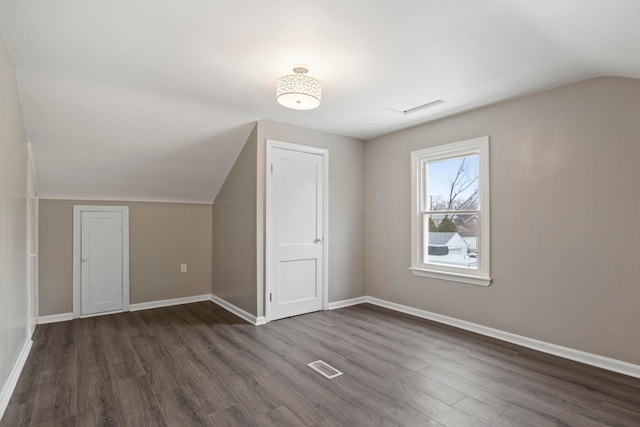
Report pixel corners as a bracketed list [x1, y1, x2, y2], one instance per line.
[73, 205, 130, 318]
[265, 139, 329, 323]
[26, 143, 38, 335]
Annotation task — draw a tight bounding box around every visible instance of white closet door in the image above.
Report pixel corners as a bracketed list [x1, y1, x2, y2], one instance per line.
[269, 146, 325, 321]
[81, 211, 124, 315]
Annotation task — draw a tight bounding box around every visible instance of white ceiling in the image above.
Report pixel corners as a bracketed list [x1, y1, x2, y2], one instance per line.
[1, 0, 639, 203]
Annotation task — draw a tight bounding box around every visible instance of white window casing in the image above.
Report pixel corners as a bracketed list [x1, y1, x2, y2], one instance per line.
[410, 136, 491, 286]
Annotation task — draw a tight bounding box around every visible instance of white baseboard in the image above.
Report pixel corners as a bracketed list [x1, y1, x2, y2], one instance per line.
[328, 296, 367, 310]
[130, 294, 211, 311]
[364, 296, 640, 379]
[37, 294, 212, 323]
[0, 337, 33, 420]
[38, 312, 73, 324]
[209, 294, 261, 325]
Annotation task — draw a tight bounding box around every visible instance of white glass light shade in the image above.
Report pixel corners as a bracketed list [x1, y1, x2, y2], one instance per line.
[276, 73, 321, 110]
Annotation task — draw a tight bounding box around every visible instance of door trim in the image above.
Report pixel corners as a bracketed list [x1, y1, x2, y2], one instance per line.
[26, 143, 39, 335]
[73, 205, 130, 318]
[265, 140, 329, 323]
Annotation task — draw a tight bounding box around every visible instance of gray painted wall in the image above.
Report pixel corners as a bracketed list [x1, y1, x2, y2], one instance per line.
[38, 200, 213, 316]
[212, 124, 258, 315]
[365, 77, 640, 365]
[256, 120, 366, 317]
[0, 29, 29, 399]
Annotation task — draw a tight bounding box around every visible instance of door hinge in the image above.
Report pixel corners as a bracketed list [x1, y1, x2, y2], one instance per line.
[269, 292, 272, 302]
[270, 164, 274, 174]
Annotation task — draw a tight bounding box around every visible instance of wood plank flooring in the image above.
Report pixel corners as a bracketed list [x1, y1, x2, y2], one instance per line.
[2, 302, 640, 426]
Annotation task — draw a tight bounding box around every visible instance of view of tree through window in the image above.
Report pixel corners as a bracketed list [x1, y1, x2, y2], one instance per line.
[423, 155, 479, 268]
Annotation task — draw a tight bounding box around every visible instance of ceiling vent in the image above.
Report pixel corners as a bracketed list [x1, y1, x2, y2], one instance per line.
[390, 98, 445, 115]
[401, 99, 445, 114]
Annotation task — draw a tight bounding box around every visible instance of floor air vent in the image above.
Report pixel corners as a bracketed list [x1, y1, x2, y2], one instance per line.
[307, 360, 343, 379]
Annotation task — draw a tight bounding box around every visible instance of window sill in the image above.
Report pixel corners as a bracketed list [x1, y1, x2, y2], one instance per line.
[409, 267, 492, 287]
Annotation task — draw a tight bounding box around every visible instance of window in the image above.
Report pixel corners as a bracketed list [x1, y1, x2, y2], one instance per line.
[410, 136, 491, 286]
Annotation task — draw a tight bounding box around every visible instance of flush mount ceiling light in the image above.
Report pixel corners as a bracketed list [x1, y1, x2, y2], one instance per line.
[276, 65, 321, 110]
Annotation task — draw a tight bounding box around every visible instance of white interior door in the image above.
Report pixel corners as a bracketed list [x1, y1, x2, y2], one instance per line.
[268, 143, 327, 321]
[81, 211, 124, 315]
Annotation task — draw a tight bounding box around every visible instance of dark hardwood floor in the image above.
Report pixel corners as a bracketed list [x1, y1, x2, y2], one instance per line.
[2, 302, 640, 426]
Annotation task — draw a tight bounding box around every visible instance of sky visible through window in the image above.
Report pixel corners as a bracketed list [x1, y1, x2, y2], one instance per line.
[427, 155, 478, 210]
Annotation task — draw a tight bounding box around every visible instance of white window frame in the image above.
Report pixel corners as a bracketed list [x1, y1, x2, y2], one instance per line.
[410, 136, 491, 286]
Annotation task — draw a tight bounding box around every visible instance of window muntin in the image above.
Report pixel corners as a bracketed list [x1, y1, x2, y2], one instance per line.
[410, 137, 491, 286]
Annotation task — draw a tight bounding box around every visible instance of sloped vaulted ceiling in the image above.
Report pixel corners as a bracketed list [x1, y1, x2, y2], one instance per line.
[1, 0, 639, 203]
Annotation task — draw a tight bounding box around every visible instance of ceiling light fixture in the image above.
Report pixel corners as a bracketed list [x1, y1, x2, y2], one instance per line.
[276, 65, 321, 110]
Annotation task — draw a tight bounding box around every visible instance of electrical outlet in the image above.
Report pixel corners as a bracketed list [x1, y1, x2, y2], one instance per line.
[181, 263, 187, 273]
